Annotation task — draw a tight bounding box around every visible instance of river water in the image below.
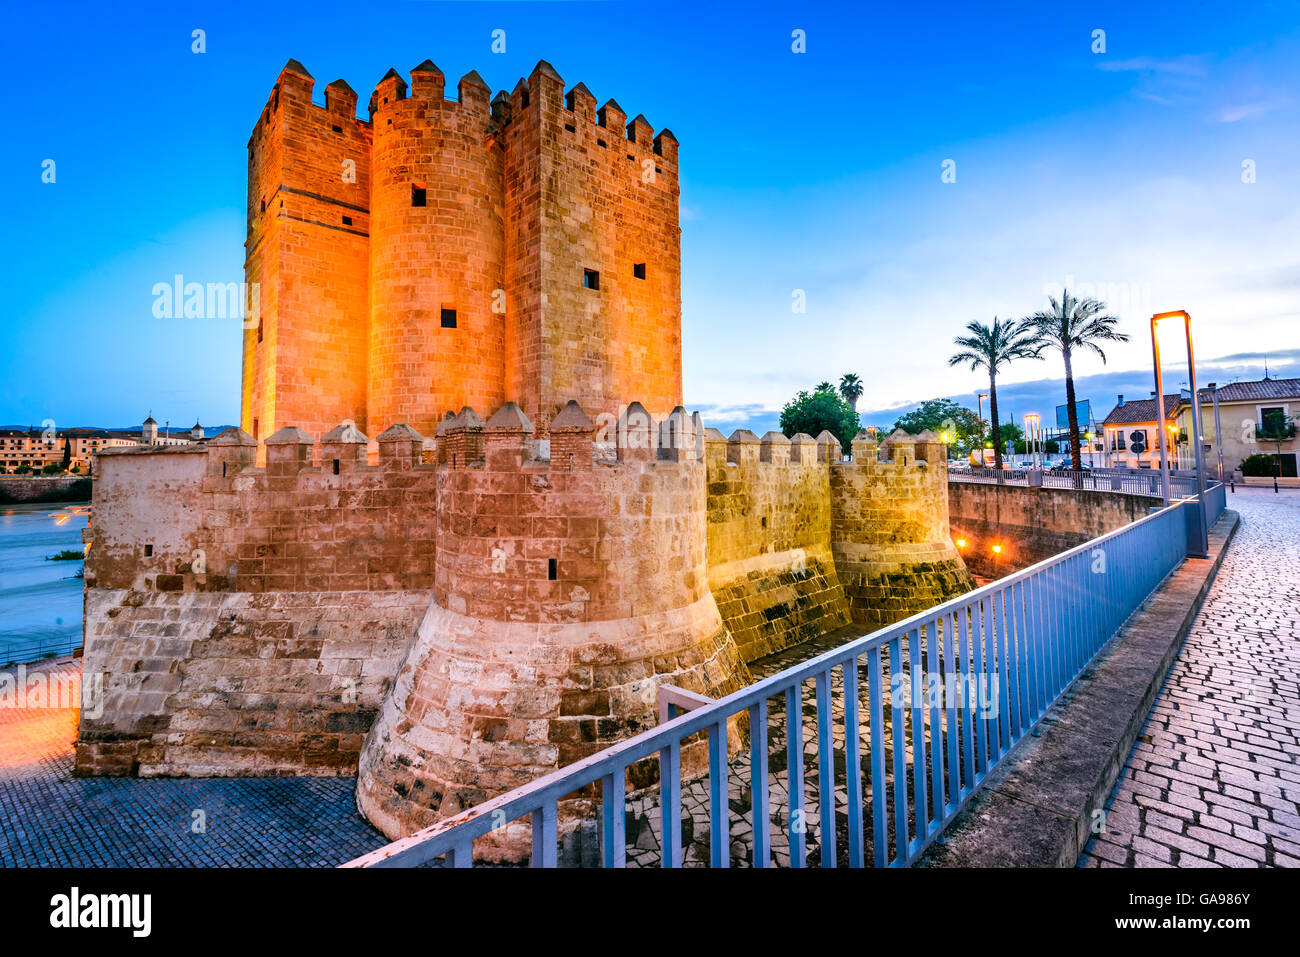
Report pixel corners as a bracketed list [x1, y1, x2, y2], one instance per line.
[0, 502, 88, 665]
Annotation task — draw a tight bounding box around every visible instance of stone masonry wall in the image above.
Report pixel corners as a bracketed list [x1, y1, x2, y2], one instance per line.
[76, 423, 438, 774]
[831, 431, 976, 630]
[704, 429, 850, 663]
[947, 480, 1162, 579]
[76, 588, 428, 776]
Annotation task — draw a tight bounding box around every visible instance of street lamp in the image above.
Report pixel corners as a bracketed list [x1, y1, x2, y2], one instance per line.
[1150, 310, 1209, 557]
[976, 392, 990, 461]
[1024, 413, 1040, 468]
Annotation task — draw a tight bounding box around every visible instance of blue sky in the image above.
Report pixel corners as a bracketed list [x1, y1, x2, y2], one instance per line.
[3, 1, 1298, 434]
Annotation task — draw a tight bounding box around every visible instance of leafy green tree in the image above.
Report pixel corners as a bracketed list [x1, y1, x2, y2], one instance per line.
[839, 373, 864, 412]
[1026, 290, 1129, 470]
[948, 316, 1042, 469]
[891, 398, 983, 456]
[780, 384, 861, 453]
[41, 463, 62, 475]
[995, 422, 1025, 454]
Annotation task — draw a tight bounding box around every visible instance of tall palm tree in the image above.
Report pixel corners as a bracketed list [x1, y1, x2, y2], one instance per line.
[948, 317, 1042, 470]
[839, 373, 864, 412]
[1026, 290, 1129, 471]
[815, 380, 836, 394]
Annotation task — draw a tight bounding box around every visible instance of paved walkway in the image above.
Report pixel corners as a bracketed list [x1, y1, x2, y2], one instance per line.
[0, 659, 383, 867]
[1081, 487, 1300, 868]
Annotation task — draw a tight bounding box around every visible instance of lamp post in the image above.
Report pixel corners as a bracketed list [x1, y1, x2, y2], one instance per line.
[1208, 381, 1227, 490]
[976, 392, 989, 465]
[1150, 310, 1209, 557]
[1024, 413, 1040, 468]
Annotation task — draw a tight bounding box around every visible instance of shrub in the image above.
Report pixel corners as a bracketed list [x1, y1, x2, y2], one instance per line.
[1240, 453, 1277, 477]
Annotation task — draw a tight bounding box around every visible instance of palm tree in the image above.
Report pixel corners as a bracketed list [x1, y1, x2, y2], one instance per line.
[948, 317, 1042, 470]
[839, 373, 863, 412]
[814, 380, 836, 394]
[1026, 290, 1129, 471]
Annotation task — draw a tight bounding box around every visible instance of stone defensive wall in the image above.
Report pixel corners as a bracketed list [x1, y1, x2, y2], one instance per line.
[77, 424, 438, 776]
[76, 403, 972, 842]
[947, 480, 1162, 579]
[833, 431, 976, 629]
[703, 428, 849, 662]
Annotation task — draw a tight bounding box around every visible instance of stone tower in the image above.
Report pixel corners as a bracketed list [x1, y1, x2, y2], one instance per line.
[242, 58, 682, 442]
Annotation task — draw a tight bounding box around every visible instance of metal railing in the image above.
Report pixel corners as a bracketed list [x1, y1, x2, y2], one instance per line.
[0, 636, 81, 668]
[952, 467, 1205, 498]
[346, 498, 1201, 869]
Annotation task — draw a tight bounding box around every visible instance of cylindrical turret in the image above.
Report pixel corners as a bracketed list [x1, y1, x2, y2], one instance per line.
[367, 65, 506, 436]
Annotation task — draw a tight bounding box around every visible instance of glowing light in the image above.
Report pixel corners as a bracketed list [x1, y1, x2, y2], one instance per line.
[992, 544, 1003, 554]
[956, 538, 967, 548]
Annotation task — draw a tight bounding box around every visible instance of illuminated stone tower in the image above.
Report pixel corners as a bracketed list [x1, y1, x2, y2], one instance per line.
[242, 58, 682, 442]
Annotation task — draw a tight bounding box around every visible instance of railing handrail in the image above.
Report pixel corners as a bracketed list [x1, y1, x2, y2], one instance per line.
[346, 497, 1195, 869]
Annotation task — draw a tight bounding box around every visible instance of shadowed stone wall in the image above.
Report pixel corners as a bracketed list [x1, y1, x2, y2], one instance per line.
[947, 481, 1162, 579]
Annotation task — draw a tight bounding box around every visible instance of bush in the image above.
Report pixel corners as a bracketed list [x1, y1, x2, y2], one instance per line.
[1240, 453, 1277, 477]
[41, 463, 63, 475]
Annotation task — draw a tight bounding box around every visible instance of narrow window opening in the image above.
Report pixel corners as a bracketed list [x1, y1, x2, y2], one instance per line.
[332, 124, 343, 133]
[257, 318, 264, 343]
[567, 452, 574, 472]
[564, 123, 576, 133]
[332, 458, 340, 475]
[626, 153, 635, 161]
[412, 185, 426, 207]
[633, 263, 646, 280]
[253, 418, 259, 440]
[441, 308, 457, 329]
[342, 215, 352, 226]
[547, 558, 558, 581]
[597, 138, 607, 148]
[520, 90, 530, 108]
[583, 269, 600, 290]
[144, 544, 154, 558]
[222, 462, 227, 477]
[761, 516, 767, 528]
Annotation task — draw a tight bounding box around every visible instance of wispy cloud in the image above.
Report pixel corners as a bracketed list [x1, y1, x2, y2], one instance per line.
[1215, 99, 1287, 122]
[1096, 55, 1210, 77]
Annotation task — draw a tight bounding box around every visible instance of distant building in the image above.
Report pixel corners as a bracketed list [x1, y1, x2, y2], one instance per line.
[0, 414, 206, 472]
[1183, 377, 1300, 479]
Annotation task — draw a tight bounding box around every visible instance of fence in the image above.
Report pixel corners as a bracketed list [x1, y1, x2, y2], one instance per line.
[346, 498, 1200, 869]
[952, 467, 1204, 498]
[0, 635, 82, 668]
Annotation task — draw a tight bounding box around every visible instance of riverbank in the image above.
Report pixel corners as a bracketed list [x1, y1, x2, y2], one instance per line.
[0, 475, 92, 505]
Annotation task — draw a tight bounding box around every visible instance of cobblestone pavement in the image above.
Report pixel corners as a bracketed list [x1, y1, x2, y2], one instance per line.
[0, 659, 384, 867]
[1081, 488, 1300, 868]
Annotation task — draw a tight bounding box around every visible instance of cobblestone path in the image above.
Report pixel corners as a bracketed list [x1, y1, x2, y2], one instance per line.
[0, 659, 383, 867]
[1080, 488, 1300, 868]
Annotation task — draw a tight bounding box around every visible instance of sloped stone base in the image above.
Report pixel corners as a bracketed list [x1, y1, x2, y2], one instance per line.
[75, 588, 429, 777]
[833, 542, 976, 630]
[355, 593, 751, 847]
[708, 546, 851, 663]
